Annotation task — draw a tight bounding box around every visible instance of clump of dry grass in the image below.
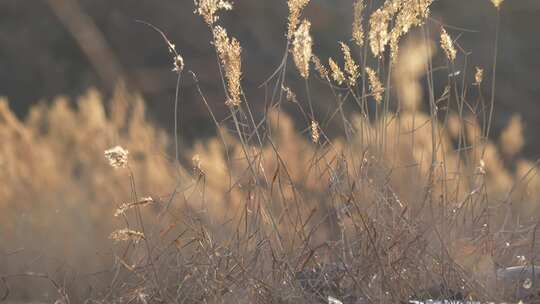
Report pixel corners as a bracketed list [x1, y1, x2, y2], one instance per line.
[1, 0, 536, 303]
[0, 86, 179, 301]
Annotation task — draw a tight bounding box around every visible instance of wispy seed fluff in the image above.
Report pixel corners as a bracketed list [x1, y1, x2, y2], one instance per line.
[292, 19, 312, 79]
[310, 120, 320, 143]
[213, 26, 243, 107]
[193, 0, 233, 25]
[328, 58, 345, 85]
[366, 67, 384, 103]
[173, 55, 184, 73]
[287, 0, 311, 40]
[440, 27, 456, 62]
[104, 146, 129, 168]
[352, 0, 365, 48]
[109, 228, 145, 243]
[163, 38, 184, 73]
[340, 42, 359, 86]
[474, 67, 484, 85]
[114, 197, 155, 217]
[311, 56, 329, 79]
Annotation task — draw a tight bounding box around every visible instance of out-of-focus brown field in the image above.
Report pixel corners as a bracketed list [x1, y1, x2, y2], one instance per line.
[2, 0, 540, 303]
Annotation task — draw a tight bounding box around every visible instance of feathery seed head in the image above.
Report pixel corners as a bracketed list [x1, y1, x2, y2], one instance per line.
[312, 56, 329, 79]
[369, 8, 391, 59]
[368, 0, 403, 58]
[163, 38, 184, 73]
[193, 0, 233, 25]
[213, 26, 242, 107]
[109, 228, 145, 243]
[310, 120, 320, 143]
[114, 197, 155, 217]
[339, 42, 359, 86]
[104, 146, 129, 169]
[366, 67, 384, 103]
[328, 58, 345, 85]
[440, 27, 456, 62]
[389, 0, 433, 62]
[352, 0, 365, 48]
[287, 0, 311, 40]
[173, 54, 184, 73]
[292, 19, 312, 79]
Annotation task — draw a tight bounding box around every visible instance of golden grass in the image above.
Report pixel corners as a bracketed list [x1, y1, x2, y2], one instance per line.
[1, 0, 535, 303]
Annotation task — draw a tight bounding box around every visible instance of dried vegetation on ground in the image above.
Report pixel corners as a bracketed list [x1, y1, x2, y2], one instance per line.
[2, 0, 540, 303]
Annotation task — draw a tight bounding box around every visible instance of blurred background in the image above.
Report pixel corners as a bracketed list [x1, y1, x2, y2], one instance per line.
[1, 0, 539, 155]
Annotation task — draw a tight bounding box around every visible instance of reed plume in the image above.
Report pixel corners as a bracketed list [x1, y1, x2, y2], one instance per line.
[389, 0, 433, 62]
[193, 0, 233, 25]
[104, 146, 129, 169]
[352, 0, 365, 48]
[369, 8, 391, 59]
[109, 228, 145, 243]
[440, 27, 456, 62]
[114, 197, 155, 217]
[287, 0, 310, 40]
[213, 26, 243, 107]
[292, 19, 312, 79]
[366, 67, 384, 103]
[340, 42, 359, 86]
[328, 58, 345, 85]
[310, 120, 320, 143]
[312, 55, 329, 80]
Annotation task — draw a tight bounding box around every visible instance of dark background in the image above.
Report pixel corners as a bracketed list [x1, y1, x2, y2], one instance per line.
[1, 0, 539, 156]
